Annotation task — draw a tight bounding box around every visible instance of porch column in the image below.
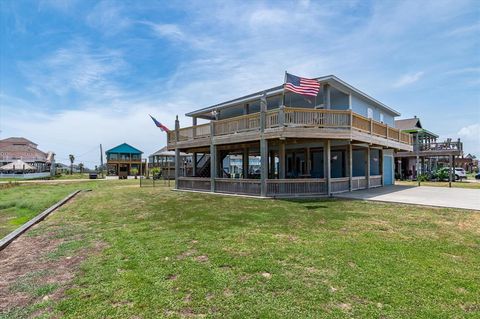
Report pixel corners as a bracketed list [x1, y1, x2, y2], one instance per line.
[325, 140, 331, 196]
[210, 121, 216, 192]
[192, 152, 197, 177]
[305, 147, 311, 176]
[416, 155, 420, 186]
[279, 140, 286, 179]
[448, 155, 453, 188]
[366, 147, 371, 189]
[269, 150, 276, 178]
[260, 139, 268, 197]
[381, 149, 384, 186]
[260, 91, 268, 197]
[348, 143, 353, 191]
[192, 117, 197, 138]
[174, 116, 180, 188]
[242, 148, 249, 178]
[324, 84, 331, 109]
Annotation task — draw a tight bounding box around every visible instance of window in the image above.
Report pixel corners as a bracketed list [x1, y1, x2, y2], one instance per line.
[380, 113, 384, 123]
[367, 107, 373, 119]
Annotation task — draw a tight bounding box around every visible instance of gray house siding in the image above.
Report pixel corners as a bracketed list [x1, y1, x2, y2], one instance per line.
[351, 95, 394, 127]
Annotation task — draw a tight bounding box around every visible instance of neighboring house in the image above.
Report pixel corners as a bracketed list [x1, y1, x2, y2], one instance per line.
[148, 146, 192, 179]
[394, 117, 463, 180]
[106, 143, 145, 178]
[0, 137, 55, 172]
[455, 153, 477, 173]
[167, 75, 413, 197]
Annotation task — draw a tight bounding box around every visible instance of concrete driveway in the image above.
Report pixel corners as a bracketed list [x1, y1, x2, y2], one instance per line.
[336, 185, 480, 210]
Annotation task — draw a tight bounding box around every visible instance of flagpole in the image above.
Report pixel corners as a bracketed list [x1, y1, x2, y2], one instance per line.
[282, 71, 287, 106]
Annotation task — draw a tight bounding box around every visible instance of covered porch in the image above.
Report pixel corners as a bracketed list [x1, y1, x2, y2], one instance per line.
[176, 138, 390, 198]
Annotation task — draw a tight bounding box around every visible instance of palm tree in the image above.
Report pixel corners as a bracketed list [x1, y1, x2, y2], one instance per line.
[69, 154, 75, 175]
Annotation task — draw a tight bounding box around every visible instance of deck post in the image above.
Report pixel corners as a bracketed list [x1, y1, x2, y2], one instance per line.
[416, 155, 420, 186]
[279, 140, 286, 179]
[366, 147, 371, 189]
[325, 140, 331, 196]
[349, 143, 353, 191]
[210, 121, 216, 192]
[192, 152, 197, 177]
[279, 105, 285, 127]
[174, 116, 180, 189]
[242, 148, 249, 178]
[381, 149, 384, 186]
[260, 92, 268, 197]
[449, 155, 453, 188]
[324, 84, 331, 109]
[192, 117, 197, 138]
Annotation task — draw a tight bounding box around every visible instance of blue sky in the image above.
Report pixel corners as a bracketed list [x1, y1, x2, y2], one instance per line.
[0, 0, 479, 167]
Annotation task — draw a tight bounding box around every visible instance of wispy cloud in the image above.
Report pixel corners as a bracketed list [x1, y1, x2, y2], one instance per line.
[393, 72, 425, 88]
[86, 0, 131, 35]
[18, 40, 127, 103]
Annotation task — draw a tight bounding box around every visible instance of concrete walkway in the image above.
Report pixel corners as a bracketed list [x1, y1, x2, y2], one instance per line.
[336, 185, 480, 210]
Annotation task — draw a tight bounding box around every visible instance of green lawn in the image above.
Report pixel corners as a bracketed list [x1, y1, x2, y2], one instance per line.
[2, 182, 479, 318]
[0, 181, 105, 238]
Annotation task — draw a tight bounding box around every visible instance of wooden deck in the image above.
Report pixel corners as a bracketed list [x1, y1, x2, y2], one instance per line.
[168, 108, 412, 151]
[396, 140, 463, 157]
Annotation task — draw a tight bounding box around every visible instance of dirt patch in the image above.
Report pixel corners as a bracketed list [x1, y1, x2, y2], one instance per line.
[0, 222, 105, 314]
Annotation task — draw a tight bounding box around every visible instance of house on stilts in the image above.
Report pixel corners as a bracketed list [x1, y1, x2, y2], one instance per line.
[167, 75, 413, 197]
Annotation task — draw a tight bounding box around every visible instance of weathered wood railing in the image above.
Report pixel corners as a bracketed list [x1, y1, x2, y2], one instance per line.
[419, 140, 463, 152]
[370, 175, 382, 187]
[214, 178, 261, 195]
[330, 177, 350, 193]
[168, 107, 412, 146]
[266, 179, 327, 196]
[351, 176, 367, 190]
[214, 113, 260, 136]
[177, 175, 382, 196]
[177, 177, 211, 191]
[284, 108, 351, 127]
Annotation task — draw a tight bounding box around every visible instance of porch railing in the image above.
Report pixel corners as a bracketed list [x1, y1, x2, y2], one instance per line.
[215, 178, 261, 195]
[214, 113, 260, 136]
[330, 177, 350, 193]
[351, 176, 367, 190]
[370, 175, 382, 187]
[266, 178, 327, 196]
[168, 108, 412, 145]
[177, 177, 211, 191]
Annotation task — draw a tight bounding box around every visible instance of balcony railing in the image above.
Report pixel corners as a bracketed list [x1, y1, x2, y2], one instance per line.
[168, 107, 412, 145]
[418, 140, 463, 152]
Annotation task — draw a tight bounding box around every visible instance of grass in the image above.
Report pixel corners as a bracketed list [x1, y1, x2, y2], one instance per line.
[396, 180, 480, 189]
[2, 181, 479, 318]
[0, 180, 107, 238]
[52, 173, 92, 180]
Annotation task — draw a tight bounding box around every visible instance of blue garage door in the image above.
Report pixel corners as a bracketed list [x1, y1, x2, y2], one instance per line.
[383, 156, 393, 185]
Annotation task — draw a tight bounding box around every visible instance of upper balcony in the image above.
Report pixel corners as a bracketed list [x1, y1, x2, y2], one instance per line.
[168, 107, 412, 151]
[396, 139, 463, 157]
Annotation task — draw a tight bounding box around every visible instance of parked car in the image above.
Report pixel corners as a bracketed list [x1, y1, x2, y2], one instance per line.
[454, 167, 466, 180]
[475, 172, 480, 180]
[89, 173, 97, 179]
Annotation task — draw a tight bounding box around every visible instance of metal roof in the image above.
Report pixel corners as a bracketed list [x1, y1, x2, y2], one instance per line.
[185, 75, 401, 118]
[105, 143, 143, 154]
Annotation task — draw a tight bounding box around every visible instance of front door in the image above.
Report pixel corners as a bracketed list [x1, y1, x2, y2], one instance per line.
[383, 156, 393, 185]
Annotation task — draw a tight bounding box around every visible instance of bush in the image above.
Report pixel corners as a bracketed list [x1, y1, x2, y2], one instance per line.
[435, 167, 450, 181]
[417, 173, 429, 182]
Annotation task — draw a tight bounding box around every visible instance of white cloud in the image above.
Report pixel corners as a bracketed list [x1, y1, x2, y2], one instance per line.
[86, 0, 131, 35]
[393, 72, 425, 88]
[458, 124, 480, 141]
[18, 40, 126, 101]
[249, 8, 288, 28]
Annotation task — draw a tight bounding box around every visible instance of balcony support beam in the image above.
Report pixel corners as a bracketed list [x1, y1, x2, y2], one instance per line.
[325, 140, 331, 196]
[279, 140, 286, 179]
[348, 143, 353, 192]
[174, 116, 180, 189]
[260, 92, 268, 197]
[366, 147, 371, 189]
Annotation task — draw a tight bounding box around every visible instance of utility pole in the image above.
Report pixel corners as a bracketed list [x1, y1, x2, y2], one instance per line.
[100, 144, 104, 179]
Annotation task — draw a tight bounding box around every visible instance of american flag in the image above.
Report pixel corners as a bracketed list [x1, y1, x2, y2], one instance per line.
[284, 72, 320, 97]
[149, 115, 170, 132]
